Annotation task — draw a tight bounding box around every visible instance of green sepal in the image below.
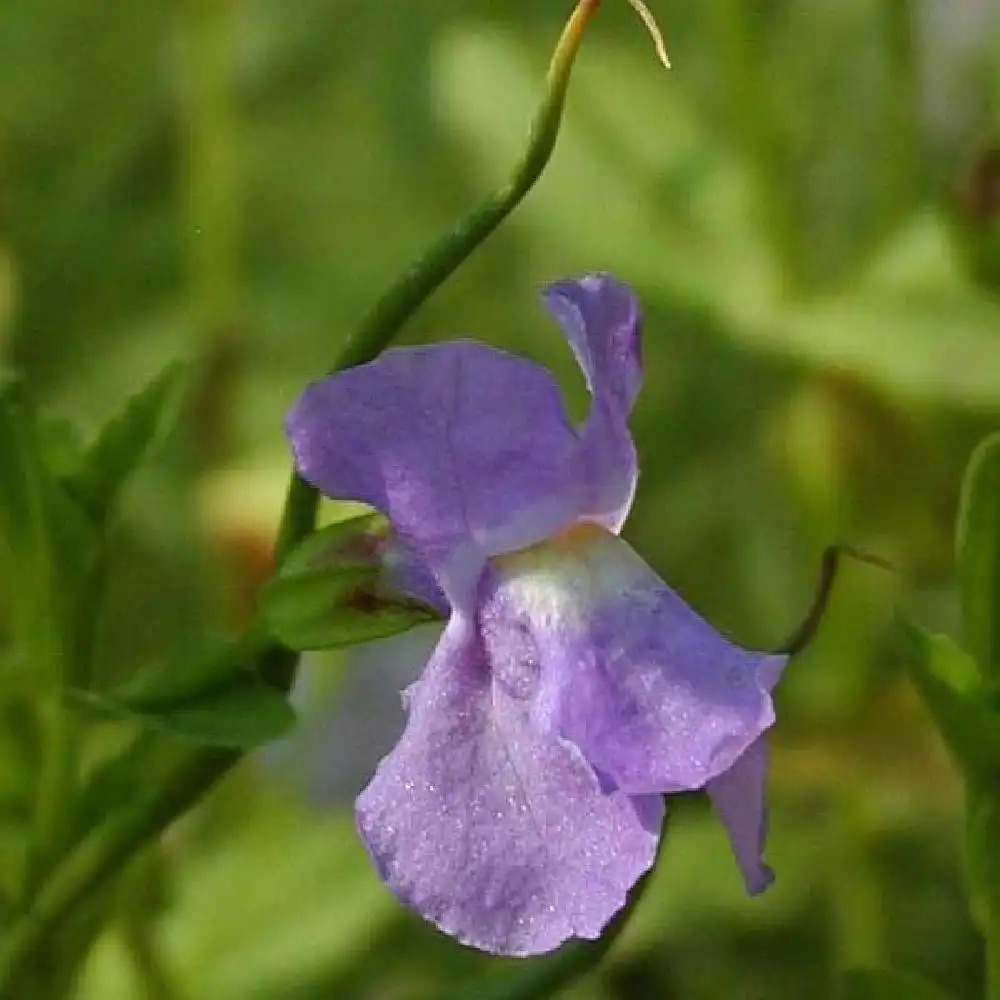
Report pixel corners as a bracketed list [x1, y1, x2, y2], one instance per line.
[69, 360, 186, 525]
[838, 968, 952, 1000]
[259, 515, 439, 651]
[895, 618, 1000, 780]
[957, 431, 1000, 684]
[280, 512, 386, 572]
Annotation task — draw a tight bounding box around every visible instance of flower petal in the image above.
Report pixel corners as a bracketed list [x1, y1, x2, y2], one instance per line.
[543, 274, 642, 414]
[543, 275, 641, 531]
[707, 739, 774, 894]
[377, 531, 448, 615]
[356, 615, 662, 956]
[287, 343, 585, 604]
[486, 524, 788, 796]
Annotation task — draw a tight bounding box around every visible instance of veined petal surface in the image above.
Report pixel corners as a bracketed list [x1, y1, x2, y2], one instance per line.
[288, 343, 583, 604]
[482, 525, 787, 796]
[356, 615, 662, 956]
[543, 275, 641, 532]
[287, 276, 646, 604]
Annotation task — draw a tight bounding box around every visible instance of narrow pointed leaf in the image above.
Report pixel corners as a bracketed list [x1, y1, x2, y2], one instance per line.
[37, 417, 88, 481]
[63, 629, 293, 748]
[140, 680, 296, 747]
[0, 383, 64, 680]
[895, 618, 1000, 779]
[957, 431, 1000, 683]
[110, 634, 261, 711]
[66, 677, 295, 749]
[70, 360, 186, 524]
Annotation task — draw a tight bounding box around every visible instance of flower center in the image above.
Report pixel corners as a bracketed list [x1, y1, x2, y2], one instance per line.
[490, 521, 645, 624]
[480, 522, 651, 701]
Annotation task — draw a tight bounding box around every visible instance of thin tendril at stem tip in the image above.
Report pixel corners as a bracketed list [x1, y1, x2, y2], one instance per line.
[775, 543, 897, 658]
[627, 0, 671, 69]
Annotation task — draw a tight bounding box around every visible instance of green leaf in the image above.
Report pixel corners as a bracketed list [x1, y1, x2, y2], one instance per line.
[109, 634, 262, 711]
[67, 676, 295, 749]
[70, 360, 186, 524]
[0, 383, 51, 583]
[957, 431, 1000, 684]
[895, 619, 1000, 780]
[0, 383, 107, 693]
[259, 515, 439, 651]
[839, 968, 952, 1000]
[136, 679, 295, 747]
[0, 383, 64, 679]
[65, 630, 294, 748]
[36, 417, 88, 482]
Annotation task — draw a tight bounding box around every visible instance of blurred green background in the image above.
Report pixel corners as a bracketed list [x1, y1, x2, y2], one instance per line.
[3, 0, 1000, 996]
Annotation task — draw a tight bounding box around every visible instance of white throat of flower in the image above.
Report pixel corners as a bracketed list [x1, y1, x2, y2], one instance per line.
[490, 522, 647, 633]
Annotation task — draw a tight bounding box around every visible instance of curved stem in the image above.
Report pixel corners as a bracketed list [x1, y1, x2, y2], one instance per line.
[0, 5, 602, 994]
[333, 0, 601, 375]
[775, 543, 894, 658]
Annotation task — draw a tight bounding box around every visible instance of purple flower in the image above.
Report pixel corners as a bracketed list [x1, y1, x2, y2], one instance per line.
[286, 275, 786, 956]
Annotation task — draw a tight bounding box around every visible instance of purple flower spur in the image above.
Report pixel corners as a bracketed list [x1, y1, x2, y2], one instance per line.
[286, 275, 786, 956]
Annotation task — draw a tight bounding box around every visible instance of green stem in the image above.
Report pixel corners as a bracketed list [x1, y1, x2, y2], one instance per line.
[29, 548, 111, 887]
[19, 421, 75, 895]
[120, 912, 176, 1000]
[988, 920, 1000, 1000]
[333, 0, 599, 374]
[177, 0, 246, 499]
[0, 5, 602, 994]
[266, 0, 599, 684]
[28, 695, 75, 887]
[0, 744, 238, 994]
[178, 0, 240, 338]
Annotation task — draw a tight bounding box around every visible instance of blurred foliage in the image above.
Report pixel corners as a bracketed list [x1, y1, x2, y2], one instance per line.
[3, 0, 1000, 997]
